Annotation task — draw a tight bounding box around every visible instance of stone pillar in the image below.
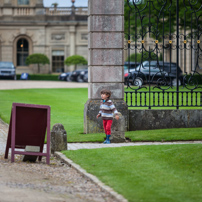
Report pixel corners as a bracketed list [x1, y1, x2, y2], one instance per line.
[84, 0, 128, 134]
[51, 124, 67, 154]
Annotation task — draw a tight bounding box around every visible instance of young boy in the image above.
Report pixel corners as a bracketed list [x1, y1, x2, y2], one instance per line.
[96, 89, 119, 144]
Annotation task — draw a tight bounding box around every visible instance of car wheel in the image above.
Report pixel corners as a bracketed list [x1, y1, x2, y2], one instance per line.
[172, 78, 181, 86]
[77, 75, 84, 82]
[133, 77, 143, 87]
[66, 76, 72, 82]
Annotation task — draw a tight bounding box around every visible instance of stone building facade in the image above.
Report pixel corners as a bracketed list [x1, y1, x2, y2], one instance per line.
[0, 0, 88, 74]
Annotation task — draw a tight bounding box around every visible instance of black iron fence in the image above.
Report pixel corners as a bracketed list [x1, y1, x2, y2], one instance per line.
[125, 90, 202, 108]
[124, 0, 202, 109]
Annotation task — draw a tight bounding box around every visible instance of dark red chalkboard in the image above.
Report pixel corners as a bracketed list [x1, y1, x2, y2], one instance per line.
[4, 103, 51, 164]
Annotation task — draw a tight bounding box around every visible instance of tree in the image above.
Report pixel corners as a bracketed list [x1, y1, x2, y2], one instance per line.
[25, 53, 50, 73]
[64, 55, 87, 70]
[52, 3, 58, 8]
[126, 52, 162, 62]
[124, 0, 202, 40]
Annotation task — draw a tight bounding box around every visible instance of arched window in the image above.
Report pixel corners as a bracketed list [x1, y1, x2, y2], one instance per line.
[18, 0, 29, 5]
[17, 38, 29, 66]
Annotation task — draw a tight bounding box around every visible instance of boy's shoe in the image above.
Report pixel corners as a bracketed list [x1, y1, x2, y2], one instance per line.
[105, 135, 111, 144]
[106, 139, 111, 144]
[103, 134, 107, 144]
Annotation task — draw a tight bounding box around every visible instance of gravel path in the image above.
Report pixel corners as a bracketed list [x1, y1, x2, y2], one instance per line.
[0, 80, 88, 90]
[0, 120, 117, 202]
[68, 141, 202, 150]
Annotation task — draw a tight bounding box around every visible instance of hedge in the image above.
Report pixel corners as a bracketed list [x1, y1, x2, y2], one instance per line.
[184, 74, 202, 85]
[15, 73, 202, 84]
[17, 74, 59, 81]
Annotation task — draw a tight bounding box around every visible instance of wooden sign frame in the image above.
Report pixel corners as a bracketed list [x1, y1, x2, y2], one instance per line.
[4, 103, 51, 164]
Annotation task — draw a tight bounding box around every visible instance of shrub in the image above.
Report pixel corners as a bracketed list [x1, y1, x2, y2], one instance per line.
[26, 53, 50, 73]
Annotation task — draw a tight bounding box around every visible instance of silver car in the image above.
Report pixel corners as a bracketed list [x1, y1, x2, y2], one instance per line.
[0, 62, 16, 80]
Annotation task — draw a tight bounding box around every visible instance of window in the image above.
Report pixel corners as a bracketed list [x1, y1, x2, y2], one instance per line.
[81, 34, 88, 40]
[18, 0, 29, 5]
[52, 50, 64, 73]
[17, 38, 29, 66]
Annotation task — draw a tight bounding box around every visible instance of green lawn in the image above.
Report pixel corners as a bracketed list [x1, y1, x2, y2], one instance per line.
[0, 88, 88, 136]
[63, 144, 202, 202]
[1, 88, 202, 202]
[0, 88, 201, 142]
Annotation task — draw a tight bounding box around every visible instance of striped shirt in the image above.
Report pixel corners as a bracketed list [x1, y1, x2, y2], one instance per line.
[98, 99, 118, 120]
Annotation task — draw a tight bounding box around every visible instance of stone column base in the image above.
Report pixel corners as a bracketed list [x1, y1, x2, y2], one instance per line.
[84, 99, 128, 134]
[110, 112, 126, 143]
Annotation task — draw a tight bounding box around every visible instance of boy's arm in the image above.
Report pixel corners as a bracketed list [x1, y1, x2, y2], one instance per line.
[97, 101, 102, 118]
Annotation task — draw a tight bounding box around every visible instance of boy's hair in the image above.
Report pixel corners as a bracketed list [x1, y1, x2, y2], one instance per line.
[101, 89, 111, 98]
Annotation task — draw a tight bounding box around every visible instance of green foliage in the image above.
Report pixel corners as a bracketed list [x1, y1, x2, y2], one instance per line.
[124, 0, 202, 39]
[126, 52, 162, 62]
[63, 144, 202, 202]
[64, 55, 87, 66]
[17, 74, 58, 81]
[25, 53, 50, 66]
[25, 53, 50, 73]
[185, 74, 202, 85]
[51, 2, 58, 7]
[126, 52, 142, 62]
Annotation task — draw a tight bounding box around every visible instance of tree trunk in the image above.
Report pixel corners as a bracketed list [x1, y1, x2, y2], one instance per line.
[38, 64, 40, 73]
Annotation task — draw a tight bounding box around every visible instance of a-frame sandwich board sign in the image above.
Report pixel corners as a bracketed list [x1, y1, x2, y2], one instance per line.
[4, 103, 51, 164]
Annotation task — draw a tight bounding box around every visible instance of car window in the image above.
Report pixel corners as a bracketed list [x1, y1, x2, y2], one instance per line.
[0, 62, 14, 69]
[142, 61, 156, 68]
[124, 65, 128, 70]
[141, 67, 160, 73]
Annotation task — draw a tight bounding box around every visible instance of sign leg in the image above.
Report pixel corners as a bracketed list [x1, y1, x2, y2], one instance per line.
[4, 142, 9, 159]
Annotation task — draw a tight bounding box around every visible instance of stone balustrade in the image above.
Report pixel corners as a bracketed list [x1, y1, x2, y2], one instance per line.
[46, 7, 88, 16]
[0, 7, 88, 16]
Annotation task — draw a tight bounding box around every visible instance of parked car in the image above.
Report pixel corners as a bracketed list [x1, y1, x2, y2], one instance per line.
[124, 61, 183, 86]
[124, 61, 141, 74]
[58, 72, 72, 81]
[0, 61, 16, 80]
[83, 71, 88, 82]
[69, 69, 88, 82]
[77, 69, 88, 82]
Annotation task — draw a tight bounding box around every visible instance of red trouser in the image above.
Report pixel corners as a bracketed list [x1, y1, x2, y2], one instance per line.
[103, 120, 113, 135]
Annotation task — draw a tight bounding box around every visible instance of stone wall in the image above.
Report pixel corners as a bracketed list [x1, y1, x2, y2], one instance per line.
[129, 109, 202, 131]
[84, 99, 129, 134]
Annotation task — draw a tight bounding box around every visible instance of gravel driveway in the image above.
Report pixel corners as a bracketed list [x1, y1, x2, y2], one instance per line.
[0, 80, 88, 90]
[0, 120, 116, 202]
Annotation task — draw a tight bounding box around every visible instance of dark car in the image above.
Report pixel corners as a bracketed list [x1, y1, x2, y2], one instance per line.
[77, 69, 88, 82]
[58, 72, 72, 81]
[69, 69, 88, 82]
[0, 61, 16, 80]
[124, 62, 141, 74]
[83, 71, 88, 82]
[124, 61, 183, 86]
